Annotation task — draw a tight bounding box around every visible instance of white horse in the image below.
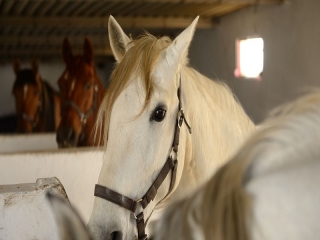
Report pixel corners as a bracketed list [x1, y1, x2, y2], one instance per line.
[49, 91, 320, 240]
[88, 16, 254, 239]
[153, 90, 320, 240]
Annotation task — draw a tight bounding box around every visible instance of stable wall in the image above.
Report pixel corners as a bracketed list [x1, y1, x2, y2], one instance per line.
[189, 0, 320, 123]
[0, 133, 57, 153]
[2, 0, 319, 124]
[0, 147, 104, 223]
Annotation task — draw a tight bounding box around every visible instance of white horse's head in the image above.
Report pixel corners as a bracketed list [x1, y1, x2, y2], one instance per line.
[88, 16, 199, 239]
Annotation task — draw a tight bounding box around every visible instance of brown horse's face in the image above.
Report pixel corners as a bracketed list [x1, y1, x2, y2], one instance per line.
[57, 38, 97, 148]
[12, 60, 42, 133]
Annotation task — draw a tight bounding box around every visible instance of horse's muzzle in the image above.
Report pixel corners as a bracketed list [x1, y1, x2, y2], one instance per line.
[56, 126, 78, 148]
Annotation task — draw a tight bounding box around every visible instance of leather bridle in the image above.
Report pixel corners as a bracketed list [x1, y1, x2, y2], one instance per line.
[94, 83, 192, 240]
[62, 84, 98, 141]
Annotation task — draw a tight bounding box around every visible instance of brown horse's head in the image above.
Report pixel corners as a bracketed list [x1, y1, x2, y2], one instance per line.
[57, 38, 104, 148]
[12, 59, 43, 133]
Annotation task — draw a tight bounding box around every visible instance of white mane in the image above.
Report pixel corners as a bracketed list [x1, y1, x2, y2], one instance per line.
[171, 66, 254, 197]
[154, 90, 320, 240]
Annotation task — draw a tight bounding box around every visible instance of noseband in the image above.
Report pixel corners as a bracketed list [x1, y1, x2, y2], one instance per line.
[94, 84, 192, 240]
[62, 84, 98, 141]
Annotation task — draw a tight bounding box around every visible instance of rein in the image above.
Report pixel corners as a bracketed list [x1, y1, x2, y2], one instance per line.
[94, 83, 192, 240]
[62, 84, 98, 141]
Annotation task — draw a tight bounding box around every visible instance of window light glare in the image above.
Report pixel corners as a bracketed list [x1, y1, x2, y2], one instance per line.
[235, 37, 264, 79]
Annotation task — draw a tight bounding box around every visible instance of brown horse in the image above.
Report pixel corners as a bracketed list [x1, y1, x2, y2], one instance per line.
[56, 38, 105, 148]
[12, 59, 61, 133]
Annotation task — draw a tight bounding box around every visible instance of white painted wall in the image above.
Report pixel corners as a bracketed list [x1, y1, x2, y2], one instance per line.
[0, 133, 57, 153]
[188, 0, 320, 123]
[0, 147, 104, 223]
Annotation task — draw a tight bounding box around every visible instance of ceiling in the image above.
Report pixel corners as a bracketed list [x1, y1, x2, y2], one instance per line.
[0, 0, 283, 63]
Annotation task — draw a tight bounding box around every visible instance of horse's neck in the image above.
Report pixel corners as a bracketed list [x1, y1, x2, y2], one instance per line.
[37, 81, 56, 132]
[174, 67, 255, 200]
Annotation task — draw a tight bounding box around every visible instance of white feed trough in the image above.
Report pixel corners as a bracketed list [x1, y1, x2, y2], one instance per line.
[0, 177, 68, 240]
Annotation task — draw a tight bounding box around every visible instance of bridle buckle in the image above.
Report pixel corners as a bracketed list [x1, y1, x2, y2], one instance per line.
[133, 198, 143, 219]
[177, 109, 184, 128]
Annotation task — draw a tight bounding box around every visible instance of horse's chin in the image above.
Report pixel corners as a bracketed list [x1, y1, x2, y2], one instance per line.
[57, 140, 78, 148]
[56, 136, 79, 148]
[16, 124, 32, 133]
[56, 126, 80, 148]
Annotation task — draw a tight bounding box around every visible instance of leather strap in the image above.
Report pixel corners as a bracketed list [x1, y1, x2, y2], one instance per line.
[94, 157, 178, 240]
[94, 158, 177, 240]
[94, 156, 177, 211]
[19, 112, 37, 128]
[94, 184, 138, 213]
[136, 212, 147, 240]
[140, 157, 176, 208]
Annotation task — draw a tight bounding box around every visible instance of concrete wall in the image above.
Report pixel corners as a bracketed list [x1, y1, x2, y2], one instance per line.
[0, 133, 57, 153]
[0, 147, 104, 223]
[189, 0, 320, 123]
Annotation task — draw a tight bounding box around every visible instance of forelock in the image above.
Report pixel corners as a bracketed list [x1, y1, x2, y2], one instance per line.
[95, 33, 172, 146]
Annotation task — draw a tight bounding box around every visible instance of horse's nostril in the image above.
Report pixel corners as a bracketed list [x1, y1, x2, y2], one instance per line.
[56, 132, 61, 143]
[68, 127, 76, 141]
[110, 231, 123, 240]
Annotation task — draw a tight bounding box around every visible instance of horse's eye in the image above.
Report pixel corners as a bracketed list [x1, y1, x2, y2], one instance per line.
[152, 107, 166, 122]
[85, 83, 92, 90]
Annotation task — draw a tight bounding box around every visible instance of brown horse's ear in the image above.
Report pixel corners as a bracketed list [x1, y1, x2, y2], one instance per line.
[83, 37, 94, 65]
[31, 58, 41, 85]
[13, 58, 21, 75]
[63, 38, 73, 65]
[31, 58, 39, 74]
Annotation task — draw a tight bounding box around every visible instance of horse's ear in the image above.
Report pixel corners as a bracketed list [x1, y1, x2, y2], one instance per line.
[31, 58, 39, 74]
[47, 193, 92, 240]
[63, 38, 73, 66]
[83, 37, 94, 65]
[164, 16, 199, 69]
[31, 58, 41, 85]
[108, 15, 131, 62]
[13, 58, 21, 75]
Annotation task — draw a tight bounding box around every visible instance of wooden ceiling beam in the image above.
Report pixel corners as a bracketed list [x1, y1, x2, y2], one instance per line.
[202, 3, 249, 16]
[53, 0, 282, 2]
[0, 47, 113, 57]
[1, 0, 15, 14]
[0, 35, 109, 46]
[0, 16, 217, 29]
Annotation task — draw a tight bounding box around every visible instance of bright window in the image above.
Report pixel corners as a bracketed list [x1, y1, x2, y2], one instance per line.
[234, 37, 264, 80]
